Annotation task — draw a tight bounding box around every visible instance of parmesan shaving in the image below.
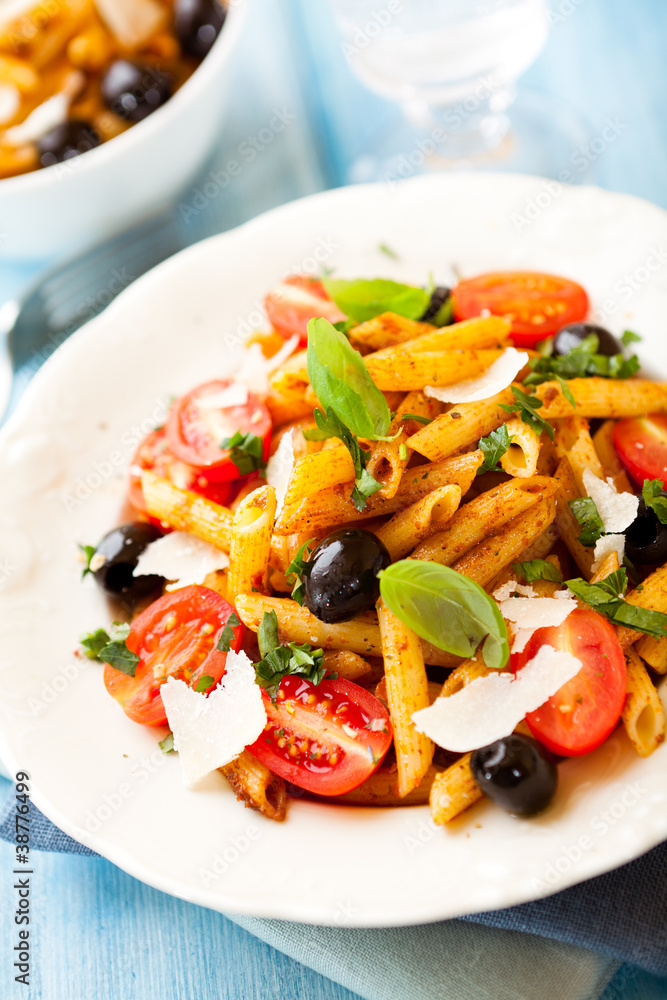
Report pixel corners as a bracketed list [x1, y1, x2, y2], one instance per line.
[233, 334, 299, 397]
[265, 429, 295, 516]
[423, 347, 528, 404]
[582, 468, 638, 533]
[592, 533, 626, 573]
[0, 83, 19, 126]
[133, 531, 228, 590]
[93, 0, 166, 48]
[492, 582, 537, 601]
[198, 383, 249, 409]
[412, 644, 582, 752]
[5, 93, 69, 145]
[161, 651, 267, 787]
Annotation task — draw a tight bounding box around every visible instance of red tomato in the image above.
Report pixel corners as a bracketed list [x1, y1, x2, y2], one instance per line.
[166, 380, 272, 482]
[264, 274, 345, 346]
[613, 415, 667, 487]
[247, 676, 392, 795]
[104, 585, 243, 727]
[452, 271, 589, 348]
[511, 608, 626, 757]
[128, 427, 234, 514]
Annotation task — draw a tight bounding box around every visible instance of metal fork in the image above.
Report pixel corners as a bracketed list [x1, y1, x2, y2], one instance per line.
[0, 210, 190, 424]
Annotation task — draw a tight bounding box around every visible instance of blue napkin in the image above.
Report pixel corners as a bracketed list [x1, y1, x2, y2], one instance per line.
[1, 786, 666, 1000]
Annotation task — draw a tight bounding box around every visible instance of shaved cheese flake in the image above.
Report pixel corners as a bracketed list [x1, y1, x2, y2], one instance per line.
[0, 83, 19, 125]
[133, 530, 228, 590]
[498, 595, 576, 630]
[5, 92, 69, 145]
[232, 334, 299, 397]
[493, 582, 536, 601]
[198, 383, 249, 409]
[366, 718, 388, 732]
[94, 0, 166, 48]
[592, 533, 626, 573]
[412, 644, 582, 752]
[162, 651, 267, 787]
[265, 429, 295, 515]
[424, 347, 528, 404]
[582, 468, 638, 533]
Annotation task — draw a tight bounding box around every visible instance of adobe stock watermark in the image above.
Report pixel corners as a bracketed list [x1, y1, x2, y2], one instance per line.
[83, 749, 170, 833]
[60, 395, 169, 513]
[511, 116, 629, 232]
[531, 780, 647, 891]
[198, 824, 262, 887]
[339, 1, 403, 61]
[594, 245, 667, 323]
[222, 235, 340, 350]
[179, 107, 297, 223]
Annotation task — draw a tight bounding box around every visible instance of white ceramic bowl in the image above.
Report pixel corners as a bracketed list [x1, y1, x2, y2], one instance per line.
[0, 0, 246, 261]
[1, 174, 666, 925]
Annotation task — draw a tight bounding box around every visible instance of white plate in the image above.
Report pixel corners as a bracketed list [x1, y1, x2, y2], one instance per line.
[1, 173, 667, 927]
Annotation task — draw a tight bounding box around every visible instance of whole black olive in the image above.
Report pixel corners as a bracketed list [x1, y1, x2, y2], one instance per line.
[625, 496, 667, 566]
[471, 734, 558, 816]
[37, 120, 101, 167]
[303, 529, 391, 624]
[101, 61, 172, 123]
[552, 322, 622, 358]
[174, 0, 226, 58]
[91, 523, 164, 601]
[420, 285, 452, 325]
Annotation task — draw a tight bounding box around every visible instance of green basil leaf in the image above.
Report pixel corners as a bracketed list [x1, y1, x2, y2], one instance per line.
[99, 639, 139, 676]
[621, 329, 641, 346]
[499, 386, 555, 441]
[220, 430, 267, 475]
[307, 317, 391, 439]
[194, 674, 215, 693]
[477, 423, 511, 475]
[642, 479, 667, 525]
[216, 612, 241, 652]
[565, 570, 667, 638]
[79, 543, 96, 579]
[568, 497, 605, 546]
[513, 559, 563, 584]
[80, 627, 110, 660]
[378, 560, 509, 669]
[258, 610, 280, 657]
[159, 733, 175, 754]
[286, 538, 315, 605]
[322, 277, 429, 324]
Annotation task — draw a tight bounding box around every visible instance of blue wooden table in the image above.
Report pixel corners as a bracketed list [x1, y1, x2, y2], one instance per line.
[1, 1, 667, 997]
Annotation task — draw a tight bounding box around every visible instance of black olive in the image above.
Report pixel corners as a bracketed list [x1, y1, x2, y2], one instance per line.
[91, 523, 164, 601]
[552, 322, 622, 358]
[303, 529, 391, 624]
[471, 734, 558, 816]
[174, 0, 226, 58]
[37, 120, 101, 168]
[101, 61, 172, 123]
[625, 496, 667, 566]
[420, 285, 452, 325]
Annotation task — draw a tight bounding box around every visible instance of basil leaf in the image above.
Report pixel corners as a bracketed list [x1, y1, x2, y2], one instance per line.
[477, 423, 511, 475]
[322, 277, 430, 324]
[99, 639, 139, 676]
[378, 560, 509, 669]
[642, 479, 667, 525]
[565, 571, 667, 638]
[80, 621, 136, 673]
[253, 612, 326, 702]
[286, 538, 315, 606]
[80, 627, 110, 660]
[216, 612, 241, 652]
[194, 674, 215, 693]
[524, 332, 640, 387]
[159, 733, 175, 754]
[79, 543, 96, 579]
[307, 317, 391, 439]
[258, 610, 280, 657]
[621, 329, 641, 346]
[499, 386, 555, 441]
[568, 497, 605, 546]
[513, 559, 563, 584]
[220, 431, 267, 475]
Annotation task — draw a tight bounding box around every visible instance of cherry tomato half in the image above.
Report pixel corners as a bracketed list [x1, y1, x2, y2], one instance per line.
[166, 380, 272, 482]
[104, 585, 243, 727]
[452, 271, 589, 348]
[247, 675, 392, 795]
[613, 415, 667, 488]
[511, 608, 626, 757]
[264, 274, 345, 347]
[128, 427, 233, 514]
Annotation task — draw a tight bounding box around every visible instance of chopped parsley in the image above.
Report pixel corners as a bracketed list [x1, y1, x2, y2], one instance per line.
[565, 569, 667, 638]
[220, 430, 267, 475]
[499, 385, 555, 441]
[285, 538, 315, 606]
[194, 674, 215, 693]
[80, 622, 139, 676]
[79, 543, 96, 579]
[216, 612, 241, 652]
[621, 330, 641, 347]
[568, 496, 605, 547]
[523, 333, 640, 389]
[513, 559, 563, 584]
[159, 733, 175, 754]
[253, 610, 329, 703]
[305, 408, 383, 511]
[477, 423, 511, 475]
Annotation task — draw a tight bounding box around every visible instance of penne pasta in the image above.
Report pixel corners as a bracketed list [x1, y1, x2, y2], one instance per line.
[553, 458, 595, 579]
[439, 655, 490, 696]
[592, 420, 634, 493]
[430, 753, 482, 825]
[366, 389, 442, 498]
[333, 762, 441, 806]
[499, 417, 541, 478]
[364, 315, 511, 360]
[321, 649, 373, 681]
[275, 451, 483, 535]
[220, 751, 287, 822]
[374, 484, 462, 560]
[365, 348, 506, 392]
[554, 416, 604, 497]
[636, 634, 667, 675]
[407, 387, 515, 461]
[227, 486, 277, 604]
[616, 564, 667, 649]
[141, 470, 233, 551]
[282, 444, 355, 509]
[348, 312, 435, 351]
[535, 378, 667, 420]
[621, 648, 666, 757]
[376, 598, 434, 797]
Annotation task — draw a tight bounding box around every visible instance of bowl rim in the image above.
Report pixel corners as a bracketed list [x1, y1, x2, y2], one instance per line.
[0, 0, 247, 194]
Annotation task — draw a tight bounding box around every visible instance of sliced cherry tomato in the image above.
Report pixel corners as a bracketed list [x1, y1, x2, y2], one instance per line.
[104, 585, 243, 727]
[613, 415, 667, 487]
[128, 427, 234, 514]
[247, 676, 392, 795]
[452, 271, 589, 348]
[264, 274, 345, 347]
[511, 608, 626, 757]
[166, 380, 272, 482]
